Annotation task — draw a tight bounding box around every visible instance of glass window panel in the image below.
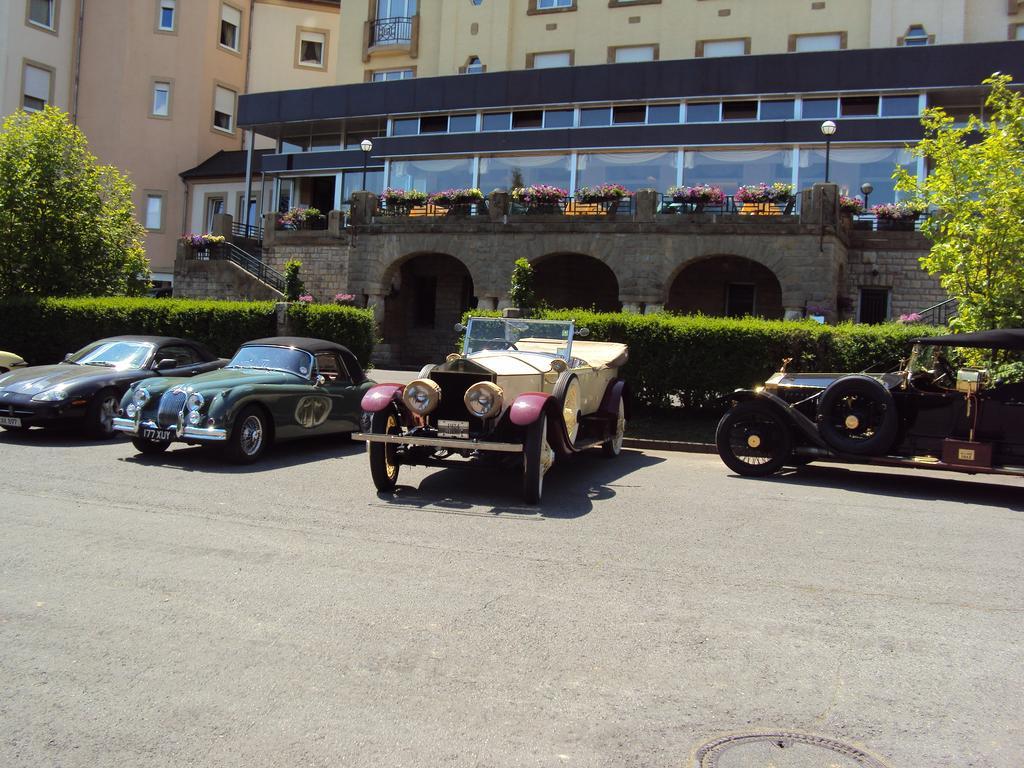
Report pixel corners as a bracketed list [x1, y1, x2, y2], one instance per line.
[702, 39, 746, 58]
[281, 137, 309, 153]
[448, 114, 477, 133]
[576, 152, 678, 193]
[614, 45, 655, 63]
[389, 157, 475, 194]
[647, 104, 679, 124]
[152, 83, 170, 116]
[682, 149, 791, 196]
[722, 101, 757, 120]
[341, 170, 384, 206]
[544, 109, 574, 128]
[532, 52, 571, 69]
[881, 95, 919, 117]
[482, 112, 511, 131]
[685, 102, 720, 123]
[159, 0, 176, 30]
[392, 118, 419, 136]
[310, 134, 340, 151]
[372, 69, 414, 81]
[612, 105, 646, 124]
[579, 107, 611, 127]
[478, 155, 571, 192]
[793, 33, 842, 52]
[801, 98, 837, 119]
[29, 0, 53, 27]
[299, 34, 325, 66]
[760, 100, 794, 120]
[512, 110, 543, 129]
[538, 0, 572, 7]
[420, 115, 448, 133]
[145, 195, 163, 230]
[841, 96, 879, 117]
[798, 146, 916, 204]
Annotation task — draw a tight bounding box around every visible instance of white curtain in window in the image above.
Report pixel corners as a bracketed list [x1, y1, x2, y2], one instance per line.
[794, 33, 842, 52]
[24, 66, 50, 103]
[480, 154, 568, 170]
[703, 39, 746, 58]
[532, 52, 571, 69]
[145, 196, 163, 230]
[614, 46, 655, 63]
[579, 152, 671, 169]
[685, 150, 784, 168]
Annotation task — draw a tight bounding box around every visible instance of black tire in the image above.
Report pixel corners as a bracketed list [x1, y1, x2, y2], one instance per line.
[716, 400, 794, 477]
[602, 395, 626, 458]
[132, 438, 170, 455]
[86, 388, 120, 439]
[225, 405, 270, 464]
[523, 413, 549, 504]
[368, 409, 401, 491]
[816, 374, 898, 456]
[1, 424, 28, 433]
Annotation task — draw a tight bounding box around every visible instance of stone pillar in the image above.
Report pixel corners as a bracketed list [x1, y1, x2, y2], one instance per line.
[643, 303, 664, 314]
[496, 296, 514, 311]
[800, 183, 839, 228]
[262, 211, 277, 246]
[366, 293, 386, 326]
[635, 189, 658, 222]
[349, 192, 379, 225]
[487, 190, 509, 221]
[275, 302, 293, 335]
[621, 302, 642, 314]
[328, 210, 345, 237]
[478, 296, 499, 310]
[212, 213, 233, 238]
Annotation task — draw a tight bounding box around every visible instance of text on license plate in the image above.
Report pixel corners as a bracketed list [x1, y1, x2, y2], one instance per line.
[437, 419, 470, 438]
[142, 428, 172, 441]
[0, 416, 22, 427]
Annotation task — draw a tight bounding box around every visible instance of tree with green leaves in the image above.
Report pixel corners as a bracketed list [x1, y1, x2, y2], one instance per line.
[0, 106, 149, 298]
[508, 257, 536, 312]
[894, 73, 1024, 332]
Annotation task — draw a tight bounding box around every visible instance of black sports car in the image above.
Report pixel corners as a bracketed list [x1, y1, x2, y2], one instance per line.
[0, 336, 223, 438]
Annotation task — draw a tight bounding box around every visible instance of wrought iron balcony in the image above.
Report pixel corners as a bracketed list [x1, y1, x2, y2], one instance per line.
[369, 16, 413, 47]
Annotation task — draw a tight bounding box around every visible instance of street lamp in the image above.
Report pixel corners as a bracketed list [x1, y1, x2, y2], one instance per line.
[860, 181, 874, 211]
[820, 120, 837, 183]
[360, 138, 373, 191]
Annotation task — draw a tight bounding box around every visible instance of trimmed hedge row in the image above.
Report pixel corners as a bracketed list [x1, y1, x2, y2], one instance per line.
[0, 298, 375, 367]
[462, 309, 942, 408]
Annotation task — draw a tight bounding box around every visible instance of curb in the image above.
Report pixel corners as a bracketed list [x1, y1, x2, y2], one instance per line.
[623, 437, 717, 454]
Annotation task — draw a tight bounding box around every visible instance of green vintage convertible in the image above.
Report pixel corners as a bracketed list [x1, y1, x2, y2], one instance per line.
[113, 337, 373, 462]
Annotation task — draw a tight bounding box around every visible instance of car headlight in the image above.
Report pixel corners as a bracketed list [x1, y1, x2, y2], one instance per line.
[402, 379, 441, 415]
[133, 388, 150, 406]
[186, 392, 205, 411]
[464, 381, 503, 419]
[126, 403, 138, 417]
[188, 410, 202, 425]
[32, 388, 68, 402]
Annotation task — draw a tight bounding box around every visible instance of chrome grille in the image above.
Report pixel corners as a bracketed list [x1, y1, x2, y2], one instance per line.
[157, 388, 188, 426]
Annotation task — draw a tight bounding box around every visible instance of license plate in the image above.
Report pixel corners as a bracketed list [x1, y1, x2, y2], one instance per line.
[141, 428, 172, 441]
[437, 419, 470, 439]
[0, 416, 22, 427]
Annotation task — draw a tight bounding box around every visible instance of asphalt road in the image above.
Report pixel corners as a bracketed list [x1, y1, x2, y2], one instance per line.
[1, 428, 1022, 768]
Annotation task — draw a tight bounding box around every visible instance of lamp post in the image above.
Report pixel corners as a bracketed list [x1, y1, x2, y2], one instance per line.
[360, 138, 373, 191]
[820, 120, 837, 182]
[860, 181, 874, 211]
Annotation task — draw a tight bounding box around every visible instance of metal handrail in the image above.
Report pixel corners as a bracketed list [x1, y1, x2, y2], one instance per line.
[231, 221, 263, 241]
[914, 297, 958, 326]
[658, 194, 797, 216]
[187, 243, 285, 293]
[851, 212, 930, 232]
[369, 16, 413, 46]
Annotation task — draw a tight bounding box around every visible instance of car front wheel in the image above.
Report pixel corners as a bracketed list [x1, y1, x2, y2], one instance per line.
[225, 405, 270, 464]
[86, 388, 120, 439]
[602, 395, 626, 458]
[368, 409, 401, 491]
[523, 414, 553, 504]
[716, 400, 794, 477]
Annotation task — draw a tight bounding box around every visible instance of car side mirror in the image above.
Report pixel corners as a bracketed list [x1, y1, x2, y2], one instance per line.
[156, 358, 177, 371]
[577, 327, 590, 338]
[316, 374, 327, 387]
[453, 323, 466, 333]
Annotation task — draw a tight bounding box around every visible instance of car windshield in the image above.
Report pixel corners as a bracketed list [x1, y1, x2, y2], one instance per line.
[463, 318, 575, 360]
[68, 341, 154, 370]
[226, 345, 313, 377]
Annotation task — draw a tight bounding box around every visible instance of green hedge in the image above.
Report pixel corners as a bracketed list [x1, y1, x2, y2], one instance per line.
[0, 298, 376, 367]
[462, 309, 943, 408]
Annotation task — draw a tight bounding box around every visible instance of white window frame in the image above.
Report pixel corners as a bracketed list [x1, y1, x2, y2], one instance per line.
[156, 0, 176, 32]
[212, 84, 237, 133]
[27, 0, 57, 32]
[219, 3, 242, 52]
[144, 192, 166, 232]
[792, 32, 844, 52]
[530, 51, 572, 69]
[296, 28, 328, 69]
[612, 45, 656, 63]
[538, 0, 572, 8]
[151, 80, 171, 117]
[371, 68, 415, 82]
[701, 39, 748, 58]
[21, 61, 53, 112]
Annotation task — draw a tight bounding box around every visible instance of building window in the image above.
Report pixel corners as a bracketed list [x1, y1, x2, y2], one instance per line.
[580, 107, 611, 127]
[1011, 23, 1024, 40]
[527, 50, 573, 69]
[151, 81, 171, 117]
[760, 99, 795, 119]
[530, 0, 574, 11]
[610, 44, 657, 63]
[726, 284, 756, 318]
[157, 0, 175, 31]
[481, 112, 511, 131]
[448, 114, 476, 132]
[371, 68, 415, 81]
[144, 193, 165, 231]
[512, 110, 543, 129]
[859, 288, 890, 324]
[296, 28, 328, 69]
[697, 38, 749, 58]
[789, 32, 846, 52]
[220, 4, 241, 51]
[27, 0, 56, 31]
[722, 101, 758, 121]
[212, 85, 236, 132]
[801, 97, 838, 119]
[841, 96, 879, 117]
[612, 105, 646, 124]
[544, 109, 574, 128]
[460, 56, 485, 74]
[900, 25, 931, 46]
[685, 102, 721, 123]
[21, 62, 52, 111]
[377, 0, 417, 18]
[205, 196, 225, 230]
[647, 104, 679, 124]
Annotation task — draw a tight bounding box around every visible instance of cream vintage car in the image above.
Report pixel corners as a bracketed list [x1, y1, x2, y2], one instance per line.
[358, 317, 629, 504]
[0, 351, 28, 374]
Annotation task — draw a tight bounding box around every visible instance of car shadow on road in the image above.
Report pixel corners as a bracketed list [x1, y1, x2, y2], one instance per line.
[0, 427, 116, 449]
[120, 434, 365, 472]
[744, 463, 1024, 511]
[374, 449, 665, 519]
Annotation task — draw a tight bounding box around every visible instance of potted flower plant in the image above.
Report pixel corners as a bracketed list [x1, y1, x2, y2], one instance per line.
[380, 188, 427, 215]
[667, 184, 725, 212]
[839, 195, 872, 230]
[180, 233, 226, 249]
[871, 201, 926, 231]
[277, 207, 324, 230]
[427, 188, 485, 216]
[511, 184, 568, 215]
[574, 183, 631, 215]
[735, 182, 796, 214]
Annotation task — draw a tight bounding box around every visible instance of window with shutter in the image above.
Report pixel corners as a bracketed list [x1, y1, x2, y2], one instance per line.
[22, 64, 51, 111]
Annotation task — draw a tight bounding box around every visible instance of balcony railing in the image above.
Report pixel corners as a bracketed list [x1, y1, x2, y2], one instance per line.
[658, 195, 796, 216]
[231, 221, 263, 241]
[849, 213, 930, 232]
[369, 16, 413, 47]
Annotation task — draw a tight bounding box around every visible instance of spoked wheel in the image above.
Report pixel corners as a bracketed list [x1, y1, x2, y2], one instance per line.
[225, 405, 270, 464]
[86, 389, 120, 439]
[817, 375, 897, 456]
[602, 396, 626, 458]
[132, 438, 170, 455]
[368, 409, 401, 492]
[523, 414, 554, 504]
[553, 372, 582, 446]
[716, 400, 793, 477]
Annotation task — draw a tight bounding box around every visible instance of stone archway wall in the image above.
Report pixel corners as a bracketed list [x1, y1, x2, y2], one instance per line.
[666, 255, 784, 319]
[531, 253, 622, 311]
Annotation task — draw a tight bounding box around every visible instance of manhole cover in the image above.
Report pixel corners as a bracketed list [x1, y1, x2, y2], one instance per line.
[695, 732, 889, 767]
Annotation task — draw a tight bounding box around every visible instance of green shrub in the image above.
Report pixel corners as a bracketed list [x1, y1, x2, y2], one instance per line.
[462, 309, 942, 408]
[286, 303, 376, 367]
[284, 260, 304, 301]
[0, 297, 277, 364]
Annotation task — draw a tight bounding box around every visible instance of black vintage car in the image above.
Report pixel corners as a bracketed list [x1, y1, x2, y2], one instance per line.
[0, 336, 223, 438]
[716, 329, 1024, 479]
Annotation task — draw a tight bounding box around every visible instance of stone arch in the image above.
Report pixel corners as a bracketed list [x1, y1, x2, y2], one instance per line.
[665, 254, 784, 319]
[380, 252, 475, 366]
[530, 252, 622, 311]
